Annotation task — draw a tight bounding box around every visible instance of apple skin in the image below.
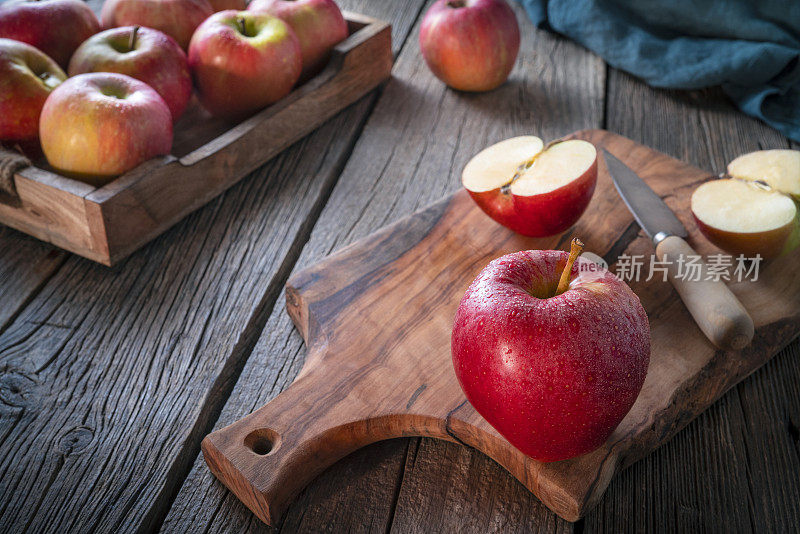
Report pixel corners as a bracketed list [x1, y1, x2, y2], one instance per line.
[0, 38, 66, 145]
[40, 72, 173, 185]
[248, 0, 348, 80]
[419, 0, 520, 92]
[468, 158, 597, 237]
[693, 214, 799, 259]
[452, 250, 650, 462]
[101, 0, 214, 50]
[208, 0, 246, 11]
[0, 0, 101, 69]
[188, 10, 302, 118]
[69, 26, 192, 121]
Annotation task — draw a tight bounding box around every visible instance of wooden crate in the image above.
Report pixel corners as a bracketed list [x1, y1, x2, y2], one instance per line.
[0, 13, 392, 266]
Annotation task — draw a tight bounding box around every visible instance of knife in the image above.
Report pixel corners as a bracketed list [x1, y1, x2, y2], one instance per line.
[602, 149, 754, 351]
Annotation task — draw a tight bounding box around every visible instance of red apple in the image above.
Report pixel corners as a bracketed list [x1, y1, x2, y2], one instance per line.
[0, 38, 66, 145]
[452, 239, 650, 461]
[248, 0, 348, 80]
[69, 26, 192, 121]
[188, 10, 302, 118]
[40, 72, 173, 185]
[208, 0, 246, 11]
[462, 136, 598, 237]
[0, 0, 101, 69]
[419, 0, 520, 92]
[691, 149, 800, 258]
[101, 0, 214, 50]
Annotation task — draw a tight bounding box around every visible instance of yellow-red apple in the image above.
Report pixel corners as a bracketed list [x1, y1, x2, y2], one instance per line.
[101, 0, 213, 50]
[0, 38, 66, 146]
[419, 0, 519, 92]
[248, 0, 348, 80]
[188, 10, 302, 118]
[69, 26, 192, 121]
[0, 0, 100, 69]
[40, 73, 173, 185]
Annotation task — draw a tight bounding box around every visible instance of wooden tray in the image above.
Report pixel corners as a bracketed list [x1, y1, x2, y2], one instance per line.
[201, 130, 800, 524]
[0, 13, 392, 266]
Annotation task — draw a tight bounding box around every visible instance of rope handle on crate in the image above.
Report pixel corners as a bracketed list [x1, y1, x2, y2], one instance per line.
[0, 144, 30, 197]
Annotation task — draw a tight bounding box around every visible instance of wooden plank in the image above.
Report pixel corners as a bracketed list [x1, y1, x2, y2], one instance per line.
[162, 1, 604, 530]
[582, 71, 800, 532]
[0, 0, 426, 525]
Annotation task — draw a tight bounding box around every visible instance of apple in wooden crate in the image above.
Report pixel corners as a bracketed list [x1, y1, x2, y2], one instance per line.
[0, 0, 100, 69]
[691, 149, 800, 258]
[452, 239, 650, 461]
[0, 38, 66, 147]
[462, 136, 598, 236]
[40, 73, 173, 185]
[188, 10, 302, 119]
[69, 26, 192, 121]
[419, 0, 520, 92]
[248, 0, 348, 80]
[101, 0, 214, 50]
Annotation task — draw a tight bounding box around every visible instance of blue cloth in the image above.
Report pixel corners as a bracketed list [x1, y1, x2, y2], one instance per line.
[517, 0, 800, 142]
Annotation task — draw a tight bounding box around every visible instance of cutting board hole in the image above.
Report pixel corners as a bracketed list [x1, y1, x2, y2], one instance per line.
[244, 428, 280, 455]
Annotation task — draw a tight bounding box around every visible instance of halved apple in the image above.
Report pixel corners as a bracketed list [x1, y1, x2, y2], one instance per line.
[462, 136, 598, 237]
[691, 149, 800, 259]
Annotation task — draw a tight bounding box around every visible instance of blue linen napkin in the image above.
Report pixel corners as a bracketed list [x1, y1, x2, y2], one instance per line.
[516, 0, 800, 142]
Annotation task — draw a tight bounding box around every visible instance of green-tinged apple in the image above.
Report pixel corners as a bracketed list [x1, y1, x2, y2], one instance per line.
[691, 149, 800, 258]
[0, 0, 101, 69]
[419, 0, 519, 92]
[462, 136, 598, 236]
[0, 39, 66, 147]
[101, 0, 213, 50]
[40, 73, 173, 185]
[452, 239, 650, 461]
[69, 26, 192, 121]
[188, 10, 302, 118]
[208, 0, 246, 11]
[248, 0, 348, 80]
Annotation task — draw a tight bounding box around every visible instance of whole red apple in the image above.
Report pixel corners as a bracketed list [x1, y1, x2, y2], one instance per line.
[462, 136, 598, 237]
[419, 0, 520, 92]
[452, 241, 650, 461]
[208, 0, 246, 11]
[0, 38, 66, 145]
[188, 10, 302, 118]
[40, 72, 173, 185]
[0, 0, 101, 69]
[248, 0, 347, 80]
[69, 26, 192, 121]
[101, 0, 214, 50]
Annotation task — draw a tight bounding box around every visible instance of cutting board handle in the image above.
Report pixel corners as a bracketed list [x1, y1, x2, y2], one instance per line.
[201, 356, 450, 526]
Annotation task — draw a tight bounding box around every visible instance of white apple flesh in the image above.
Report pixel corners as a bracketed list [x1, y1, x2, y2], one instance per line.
[691, 149, 800, 258]
[462, 136, 598, 237]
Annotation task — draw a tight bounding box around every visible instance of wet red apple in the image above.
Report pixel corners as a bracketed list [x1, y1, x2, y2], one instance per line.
[452, 239, 650, 461]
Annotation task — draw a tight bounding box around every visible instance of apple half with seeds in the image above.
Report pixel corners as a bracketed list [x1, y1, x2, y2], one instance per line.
[462, 136, 598, 237]
[691, 149, 800, 258]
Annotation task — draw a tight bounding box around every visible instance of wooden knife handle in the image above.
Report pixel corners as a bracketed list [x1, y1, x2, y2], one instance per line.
[655, 235, 754, 351]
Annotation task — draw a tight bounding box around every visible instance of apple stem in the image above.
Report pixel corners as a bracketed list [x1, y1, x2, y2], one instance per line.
[556, 238, 584, 295]
[238, 17, 247, 35]
[129, 26, 139, 50]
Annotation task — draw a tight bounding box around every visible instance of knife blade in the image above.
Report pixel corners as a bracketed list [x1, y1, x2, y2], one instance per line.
[602, 149, 754, 351]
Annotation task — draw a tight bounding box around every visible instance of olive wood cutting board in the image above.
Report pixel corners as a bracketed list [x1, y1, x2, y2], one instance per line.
[202, 129, 800, 524]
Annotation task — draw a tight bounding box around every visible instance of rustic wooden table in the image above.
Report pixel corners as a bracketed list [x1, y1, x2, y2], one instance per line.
[1, 1, 798, 532]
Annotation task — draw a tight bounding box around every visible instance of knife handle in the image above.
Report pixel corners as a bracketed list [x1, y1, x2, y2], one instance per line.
[655, 236, 754, 351]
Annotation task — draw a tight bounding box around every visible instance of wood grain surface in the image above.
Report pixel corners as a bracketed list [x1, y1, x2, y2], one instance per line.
[1, 0, 798, 531]
[202, 129, 800, 524]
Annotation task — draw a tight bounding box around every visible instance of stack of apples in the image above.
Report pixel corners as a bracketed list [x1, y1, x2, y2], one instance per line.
[0, 0, 349, 185]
